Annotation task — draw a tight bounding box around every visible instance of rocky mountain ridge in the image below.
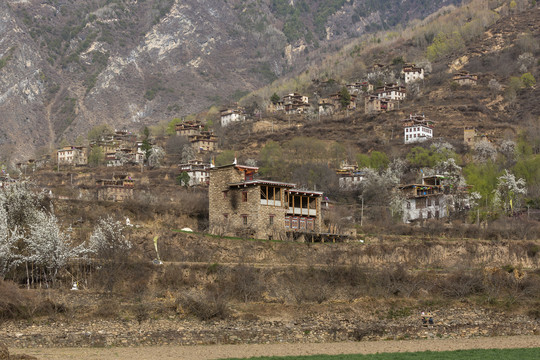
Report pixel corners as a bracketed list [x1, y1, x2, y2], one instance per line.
[0, 0, 458, 160]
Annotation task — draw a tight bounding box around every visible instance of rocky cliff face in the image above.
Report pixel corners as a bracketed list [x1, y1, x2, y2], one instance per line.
[0, 0, 458, 160]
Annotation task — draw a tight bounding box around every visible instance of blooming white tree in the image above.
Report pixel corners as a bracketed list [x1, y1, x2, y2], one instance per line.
[434, 158, 478, 215]
[89, 215, 131, 259]
[493, 170, 527, 215]
[26, 211, 86, 284]
[518, 52, 534, 72]
[147, 146, 165, 167]
[359, 159, 405, 219]
[0, 205, 22, 280]
[0, 181, 46, 230]
[88, 215, 131, 292]
[499, 140, 517, 164]
[181, 145, 196, 163]
[473, 141, 497, 163]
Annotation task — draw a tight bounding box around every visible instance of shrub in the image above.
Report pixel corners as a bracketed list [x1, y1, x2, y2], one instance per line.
[177, 289, 229, 321]
[521, 72, 536, 88]
[440, 269, 484, 298]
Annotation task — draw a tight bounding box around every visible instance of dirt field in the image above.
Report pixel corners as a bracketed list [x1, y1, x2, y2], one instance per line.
[10, 335, 540, 360]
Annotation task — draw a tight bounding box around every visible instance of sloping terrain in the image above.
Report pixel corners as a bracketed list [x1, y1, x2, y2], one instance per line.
[0, 0, 459, 159]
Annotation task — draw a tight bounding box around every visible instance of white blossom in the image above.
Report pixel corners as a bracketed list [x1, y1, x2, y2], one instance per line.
[181, 145, 196, 163]
[499, 140, 517, 162]
[26, 211, 86, 282]
[148, 146, 165, 167]
[488, 79, 502, 91]
[0, 205, 22, 279]
[493, 170, 527, 214]
[473, 141, 497, 163]
[89, 216, 131, 259]
[518, 52, 534, 72]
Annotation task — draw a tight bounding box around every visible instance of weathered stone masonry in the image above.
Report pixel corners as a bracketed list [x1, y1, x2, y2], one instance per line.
[209, 164, 322, 239]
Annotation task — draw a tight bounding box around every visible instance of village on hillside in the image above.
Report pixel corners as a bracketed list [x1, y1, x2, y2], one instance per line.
[4, 60, 534, 242]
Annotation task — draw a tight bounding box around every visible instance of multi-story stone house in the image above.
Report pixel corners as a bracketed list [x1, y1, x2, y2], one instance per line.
[190, 131, 218, 153]
[365, 95, 396, 114]
[346, 82, 374, 94]
[220, 108, 246, 127]
[179, 160, 210, 186]
[209, 164, 323, 240]
[400, 175, 447, 223]
[318, 99, 335, 116]
[175, 121, 203, 137]
[375, 84, 407, 101]
[57, 146, 88, 166]
[463, 127, 490, 148]
[453, 71, 478, 86]
[402, 64, 424, 84]
[282, 93, 311, 114]
[96, 174, 135, 202]
[403, 114, 434, 144]
[336, 163, 365, 189]
[329, 92, 358, 111]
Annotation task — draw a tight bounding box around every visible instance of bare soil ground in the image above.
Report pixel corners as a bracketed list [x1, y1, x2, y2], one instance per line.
[10, 335, 540, 360]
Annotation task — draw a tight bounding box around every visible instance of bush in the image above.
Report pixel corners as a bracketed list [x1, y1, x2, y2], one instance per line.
[0, 280, 31, 321]
[440, 269, 484, 298]
[177, 288, 228, 321]
[521, 72, 536, 88]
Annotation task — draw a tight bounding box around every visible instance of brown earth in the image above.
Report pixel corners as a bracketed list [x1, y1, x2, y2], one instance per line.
[9, 335, 540, 360]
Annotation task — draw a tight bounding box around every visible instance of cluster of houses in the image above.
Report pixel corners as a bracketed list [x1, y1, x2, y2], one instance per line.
[41, 58, 490, 240]
[364, 63, 424, 114]
[175, 121, 218, 152]
[57, 130, 146, 168]
[266, 93, 311, 115]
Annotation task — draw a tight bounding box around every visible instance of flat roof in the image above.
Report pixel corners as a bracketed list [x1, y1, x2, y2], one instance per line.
[228, 179, 296, 188]
[289, 189, 324, 196]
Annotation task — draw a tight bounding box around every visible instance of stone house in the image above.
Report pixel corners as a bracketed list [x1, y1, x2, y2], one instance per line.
[220, 108, 246, 127]
[346, 82, 374, 94]
[400, 175, 448, 223]
[329, 92, 357, 111]
[105, 148, 140, 167]
[403, 114, 434, 144]
[283, 93, 311, 114]
[336, 164, 365, 189]
[190, 131, 218, 153]
[453, 71, 478, 86]
[175, 121, 203, 137]
[463, 127, 489, 148]
[318, 99, 335, 116]
[57, 146, 87, 166]
[96, 174, 135, 202]
[266, 100, 284, 113]
[402, 64, 424, 84]
[179, 159, 210, 186]
[364, 95, 396, 114]
[375, 84, 406, 101]
[90, 140, 120, 155]
[209, 164, 323, 240]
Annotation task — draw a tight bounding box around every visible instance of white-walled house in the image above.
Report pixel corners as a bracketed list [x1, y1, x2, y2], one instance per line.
[402, 114, 434, 144]
[402, 64, 424, 84]
[220, 108, 246, 127]
[57, 146, 87, 166]
[375, 84, 406, 101]
[404, 125, 433, 144]
[179, 160, 210, 186]
[400, 176, 448, 223]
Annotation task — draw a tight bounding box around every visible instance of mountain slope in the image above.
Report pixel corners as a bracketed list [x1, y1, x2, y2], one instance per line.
[0, 0, 459, 160]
